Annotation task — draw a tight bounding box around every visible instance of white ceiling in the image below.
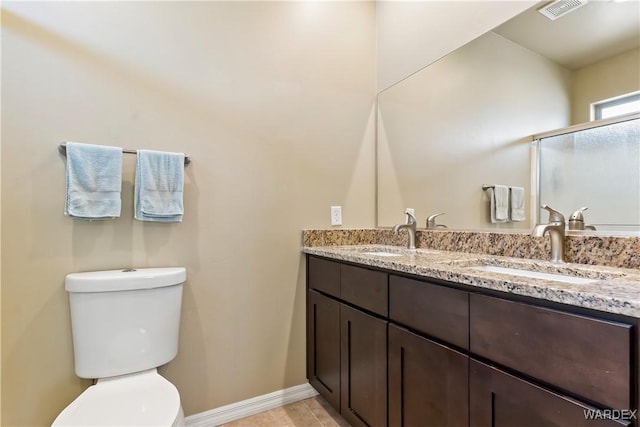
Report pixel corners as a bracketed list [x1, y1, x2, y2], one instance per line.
[493, 0, 640, 70]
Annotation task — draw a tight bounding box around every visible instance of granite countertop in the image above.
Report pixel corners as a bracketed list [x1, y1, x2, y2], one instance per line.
[303, 245, 640, 318]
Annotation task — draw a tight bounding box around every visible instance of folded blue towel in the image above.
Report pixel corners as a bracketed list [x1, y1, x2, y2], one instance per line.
[65, 142, 123, 220]
[134, 149, 185, 222]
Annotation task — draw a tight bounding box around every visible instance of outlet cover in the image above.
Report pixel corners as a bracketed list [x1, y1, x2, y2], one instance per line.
[331, 206, 342, 226]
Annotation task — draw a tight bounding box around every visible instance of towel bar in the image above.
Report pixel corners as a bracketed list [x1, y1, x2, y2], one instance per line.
[482, 184, 494, 190]
[58, 143, 191, 165]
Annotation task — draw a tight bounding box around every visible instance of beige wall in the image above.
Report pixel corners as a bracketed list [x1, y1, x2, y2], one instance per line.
[376, 0, 537, 91]
[571, 48, 640, 124]
[0, 2, 375, 425]
[377, 31, 571, 229]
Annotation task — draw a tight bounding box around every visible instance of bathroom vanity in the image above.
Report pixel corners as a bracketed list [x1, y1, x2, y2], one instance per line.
[304, 245, 640, 427]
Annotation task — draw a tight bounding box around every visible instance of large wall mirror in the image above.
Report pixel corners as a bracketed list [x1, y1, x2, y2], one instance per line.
[377, 1, 640, 233]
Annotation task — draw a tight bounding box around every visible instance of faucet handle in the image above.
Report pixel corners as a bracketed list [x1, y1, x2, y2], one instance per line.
[404, 209, 417, 225]
[426, 212, 446, 228]
[541, 205, 565, 224]
[569, 206, 588, 221]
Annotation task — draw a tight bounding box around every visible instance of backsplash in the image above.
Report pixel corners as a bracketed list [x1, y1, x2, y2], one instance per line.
[302, 229, 640, 269]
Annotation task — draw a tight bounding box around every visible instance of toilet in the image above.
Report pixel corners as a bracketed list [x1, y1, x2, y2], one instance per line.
[53, 267, 187, 426]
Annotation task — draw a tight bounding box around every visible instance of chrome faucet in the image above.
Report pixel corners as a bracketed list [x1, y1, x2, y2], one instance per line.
[531, 205, 566, 263]
[393, 210, 417, 249]
[426, 213, 447, 229]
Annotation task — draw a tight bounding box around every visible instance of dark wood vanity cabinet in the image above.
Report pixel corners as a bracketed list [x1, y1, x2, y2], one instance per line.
[306, 255, 639, 427]
[307, 257, 388, 427]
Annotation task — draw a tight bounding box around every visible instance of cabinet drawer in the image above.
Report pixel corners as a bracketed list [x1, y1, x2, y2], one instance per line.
[340, 264, 388, 316]
[308, 256, 340, 297]
[470, 294, 632, 410]
[389, 275, 469, 350]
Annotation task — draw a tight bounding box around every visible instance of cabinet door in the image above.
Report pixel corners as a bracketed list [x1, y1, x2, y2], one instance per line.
[470, 360, 631, 427]
[388, 325, 468, 427]
[307, 290, 341, 410]
[341, 304, 388, 427]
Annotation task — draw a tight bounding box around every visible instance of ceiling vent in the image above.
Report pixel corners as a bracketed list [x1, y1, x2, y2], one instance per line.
[538, 0, 589, 21]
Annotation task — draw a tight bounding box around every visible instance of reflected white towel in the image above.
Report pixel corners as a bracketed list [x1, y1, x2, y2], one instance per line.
[510, 186, 525, 222]
[134, 149, 185, 222]
[64, 142, 122, 219]
[490, 185, 509, 223]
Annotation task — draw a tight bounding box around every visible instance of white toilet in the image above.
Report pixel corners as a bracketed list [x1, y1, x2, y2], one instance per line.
[53, 267, 187, 427]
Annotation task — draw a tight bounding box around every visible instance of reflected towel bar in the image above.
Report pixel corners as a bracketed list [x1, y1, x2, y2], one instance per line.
[58, 143, 191, 165]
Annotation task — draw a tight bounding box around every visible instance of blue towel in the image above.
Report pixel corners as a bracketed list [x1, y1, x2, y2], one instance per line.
[65, 142, 123, 219]
[134, 149, 185, 222]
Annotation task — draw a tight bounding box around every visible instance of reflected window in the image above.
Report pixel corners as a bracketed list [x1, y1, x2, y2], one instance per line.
[537, 118, 640, 232]
[592, 92, 640, 121]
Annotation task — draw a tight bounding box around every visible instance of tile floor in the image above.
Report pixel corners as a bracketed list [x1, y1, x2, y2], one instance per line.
[218, 396, 350, 427]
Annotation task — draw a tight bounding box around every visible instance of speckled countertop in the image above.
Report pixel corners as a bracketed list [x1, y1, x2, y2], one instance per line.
[303, 245, 640, 318]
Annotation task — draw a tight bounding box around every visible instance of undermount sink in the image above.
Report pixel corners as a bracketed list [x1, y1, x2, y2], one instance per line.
[363, 251, 403, 257]
[335, 246, 475, 262]
[468, 265, 598, 284]
[450, 256, 626, 285]
[336, 246, 407, 258]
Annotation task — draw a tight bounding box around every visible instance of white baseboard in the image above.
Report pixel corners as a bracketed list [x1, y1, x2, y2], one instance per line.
[184, 383, 319, 427]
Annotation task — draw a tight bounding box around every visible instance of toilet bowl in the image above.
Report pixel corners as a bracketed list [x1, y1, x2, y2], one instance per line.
[52, 369, 184, 427]
[53, 267, 187, 427]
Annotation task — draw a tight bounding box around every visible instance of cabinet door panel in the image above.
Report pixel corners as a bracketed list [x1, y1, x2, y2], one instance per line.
[341, 304, 387, 427]
[389, 324, 468, 427]
[470, 360, 630, 427]
[307, 290, 341, 410]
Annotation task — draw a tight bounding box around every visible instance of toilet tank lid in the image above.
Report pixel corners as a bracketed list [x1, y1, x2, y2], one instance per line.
[65, 267, 186, 293]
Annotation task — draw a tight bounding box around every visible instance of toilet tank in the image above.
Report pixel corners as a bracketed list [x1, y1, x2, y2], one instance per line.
[65, 267, 186, 379]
